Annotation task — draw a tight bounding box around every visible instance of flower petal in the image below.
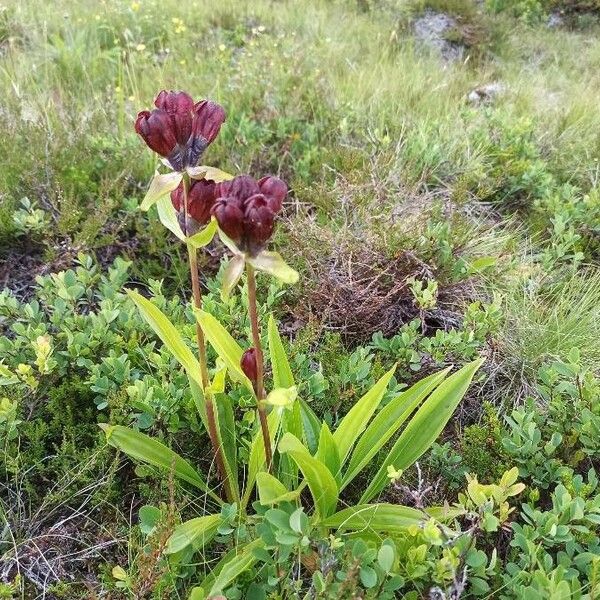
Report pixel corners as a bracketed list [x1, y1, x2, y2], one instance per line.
[141, 171, 183, 211]
[248, 251, 299, 284]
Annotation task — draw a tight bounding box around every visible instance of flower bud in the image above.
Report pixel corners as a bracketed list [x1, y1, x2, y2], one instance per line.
[135, 91, 226, 171]
[240, 348, 258, 386]
[171, 179, 216, 226]
[244, 195, 275, 256]
[212, 198, 245, 244]
[258, 176, 287, 212]
[135, 110, 177, 159]
[154, 90, 194, 146]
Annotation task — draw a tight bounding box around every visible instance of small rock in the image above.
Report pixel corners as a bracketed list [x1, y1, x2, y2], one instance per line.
[547, 12, 564, 28]
[467, 82, 505, 105]
[413, 11, 465, 62]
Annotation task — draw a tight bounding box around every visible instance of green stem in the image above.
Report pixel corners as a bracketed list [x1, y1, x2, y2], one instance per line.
[183, 173, 234, 502]
[246, 263, 273, 472]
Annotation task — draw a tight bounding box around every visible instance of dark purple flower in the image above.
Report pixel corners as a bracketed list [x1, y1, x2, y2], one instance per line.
[211, 174, 287, 255]
[241, 348, 258, 387]
[171, 178, 216, 226]
[135, 91, 226, 171]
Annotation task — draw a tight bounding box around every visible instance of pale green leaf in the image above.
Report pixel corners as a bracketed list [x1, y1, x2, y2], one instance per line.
[242, 409, 283, 508]
[267, 314, 294, 388]
[187, 219, 217, 249]
[220, 254, 245, 301]
[156, 194, 185, 241]
[360, 359, 484, 503]
[342, 369, 450, 490]
[100, 424, 221, 504]
[333, 365, 397, 465]
[141, 171, 182, 211]
[127, 290, 202, 387]
[264, 386, 298, 407]
[278, 433, 339, 518]
[166, 514, 221, 554]
[187, 165, 234, 182]
[256, 472, 300, 505]
[207, 540, 264, 597]
[195, 310, 252, 391]
[315, 422, 341, 482]
[248, 251, 299, 284]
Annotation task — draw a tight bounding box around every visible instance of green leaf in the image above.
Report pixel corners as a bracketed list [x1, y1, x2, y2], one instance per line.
[166, 514, 221, 554]
[264, 386, 298, 408]
[299, 399, 321, 454]
[215, 393, 240, 502]
[242, 409, 283, 508]
[187, 219, 218, 249]
[267, 314, 294, 388]
[187, 165, 234, 182]
[321, 504, 425, 533]
[128, 290, 202, 387]
[195, 309, 253, 391]
[342, 369, 449, 490]
[205, 540, 264, 597]
[315, 423, 341, 482]
[220, 254, 245, 300]
[278, 433, 338, 518]
[248, 251, 299, 284]
[360, 566, 378, 588]
[141, 171, 182, 211]
[333, 365, 396, 465]
[156, 194, 185, 241]
[100, 424, 221, 504]
[256, 472, 299, 505]
[360, 359, 483, 503]
[378, 543, 395, 573]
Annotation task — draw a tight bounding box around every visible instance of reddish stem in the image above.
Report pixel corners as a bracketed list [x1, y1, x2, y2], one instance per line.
[246, 263, 272, 471]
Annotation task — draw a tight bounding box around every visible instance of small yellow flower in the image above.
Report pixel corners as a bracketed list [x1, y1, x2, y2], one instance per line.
[219, 43, 226, 52]
[131, 1, 140, 10]
[136, 43, 146, 52]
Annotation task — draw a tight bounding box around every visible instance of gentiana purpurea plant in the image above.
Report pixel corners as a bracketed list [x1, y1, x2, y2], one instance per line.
[101, 89, 484, 599]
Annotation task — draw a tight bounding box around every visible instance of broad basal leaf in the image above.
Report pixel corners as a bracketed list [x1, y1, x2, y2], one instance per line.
[128, 290, 202, 387]
[166, 514, 221, 554]
[360, 359, 484, 503]
[278, 433, 338, 518]
[100, 424, 221, 504]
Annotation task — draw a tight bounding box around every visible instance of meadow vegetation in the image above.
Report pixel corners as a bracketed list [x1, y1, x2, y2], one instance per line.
[1, 0, 600, 598]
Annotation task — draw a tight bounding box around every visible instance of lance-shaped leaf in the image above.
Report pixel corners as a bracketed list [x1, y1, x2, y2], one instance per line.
[360, 358, 484, 504]
[278, 433, 339, 518]
[166, 514, 221, 554]
[156, 194, 185, 241]
[194, 539, 265, 599]
[268, 314, 295, 388]
[187, 219, 218, 249]
[141, 171, 182, 211]
[127, 290, 202, 387]
[321, 503, 463, 533]
[187, 165, 234, 182]
[99, 424, 221, 504]
[220, 254, 245, 301]
[341, 368, 450, 490]
[248, 251, 299, 285]
[315, 423, 341, 482]
[195, 309, 253, 391]
[242, 409, 283, 508]
[256, 472, 300, 505]
[333, 365, 397, 465]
